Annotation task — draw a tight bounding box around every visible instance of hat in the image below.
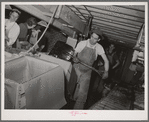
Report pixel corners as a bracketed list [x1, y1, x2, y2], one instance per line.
[11, 9, 21, 15]
[91, 28, 104, 40]
[5, 5, 12, 10]
[38, 21, 47, 27]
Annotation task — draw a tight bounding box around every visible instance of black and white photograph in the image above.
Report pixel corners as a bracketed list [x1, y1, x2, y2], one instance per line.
[1, 1, 148, 121]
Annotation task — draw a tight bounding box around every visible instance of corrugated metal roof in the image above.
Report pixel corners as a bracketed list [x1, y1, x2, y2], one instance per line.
[66, 5, 145, 48]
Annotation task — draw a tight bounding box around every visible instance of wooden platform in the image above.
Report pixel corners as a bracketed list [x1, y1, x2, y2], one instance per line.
[89, 86, 133, 110]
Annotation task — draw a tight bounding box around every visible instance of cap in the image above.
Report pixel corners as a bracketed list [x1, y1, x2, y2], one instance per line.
[11, 9, 21, 15]
[38, 21, 48, 27]
[91, 28, 104, 40]
[5, 5, 12, 10]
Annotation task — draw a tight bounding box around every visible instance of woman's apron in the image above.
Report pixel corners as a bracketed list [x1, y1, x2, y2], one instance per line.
[73, 44, 96, 109]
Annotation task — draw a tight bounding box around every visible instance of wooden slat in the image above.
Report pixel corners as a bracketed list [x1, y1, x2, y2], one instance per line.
[72, 5, 87, 21]
[78, 9, 90, 14]
[68, 6, 142, 26]
[86, 5, 144, 18]
[15, 5, 51, 22]
[15, 5, 76, 37]
[32, 5, 52, 14]
[59, 6, 86, 33]
[108, 38, 135, 48]
[103, 32, 137, 44]
[92, 23, 139, 35]
[93, 17, 141, 29]
[100, 29, 137, 39]
[102, 30, 137, 40]
[42, 5, 58, 13]
[53, 19, 75, 37]
[83, 5, 93, 17]
[115, 5, 145, 11]
[92, 25, 138, 37]
[77, 11, 143, 27]
[92, 19, 140, 32]
[86, 6, 144, 22]
[93, 15, 142, 27]
[66, 6, 84, 21]
[73, 5, 86, 9]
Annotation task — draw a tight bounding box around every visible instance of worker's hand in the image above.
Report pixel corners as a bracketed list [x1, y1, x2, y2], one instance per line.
[19, 51, 29, 56]
[73, 56, 79, 63]
[102, 71, 108, 79]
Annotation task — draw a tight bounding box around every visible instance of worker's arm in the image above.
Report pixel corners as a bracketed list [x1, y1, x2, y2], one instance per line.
[72, 51, 79, 63]
[72, 41, 85, 63]
[112, 53, 120, 69]
[112, 59, 120, 69]
[100, 53, 109, 79]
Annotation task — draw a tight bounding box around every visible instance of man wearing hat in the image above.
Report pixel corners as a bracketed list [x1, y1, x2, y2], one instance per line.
[5, 9, 21, 47]
[68, 28, 109, 109]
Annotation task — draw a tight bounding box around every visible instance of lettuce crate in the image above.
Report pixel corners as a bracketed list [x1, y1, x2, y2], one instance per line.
[5, 56, 66, 109]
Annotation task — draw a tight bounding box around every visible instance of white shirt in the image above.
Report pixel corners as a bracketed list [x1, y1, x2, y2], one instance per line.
[5, 19, 20, 46]
[132, 50, 144, 62]
[75, 39, 105, 59]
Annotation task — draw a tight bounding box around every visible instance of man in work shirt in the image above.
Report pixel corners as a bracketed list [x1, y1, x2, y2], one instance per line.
[68, 29, 109, 109]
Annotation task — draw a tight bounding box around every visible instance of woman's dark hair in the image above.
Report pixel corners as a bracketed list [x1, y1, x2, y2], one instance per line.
[26, 17, 37, 26]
